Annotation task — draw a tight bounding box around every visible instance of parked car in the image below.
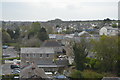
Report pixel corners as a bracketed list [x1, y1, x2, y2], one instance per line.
[14, 76, 19, 79]
[12, 68, 20, 74]
[2, 54, 10, 57]
[2, 45, 8, 49]
[10, 64, 20, 69]
[53, 75, 68, 79]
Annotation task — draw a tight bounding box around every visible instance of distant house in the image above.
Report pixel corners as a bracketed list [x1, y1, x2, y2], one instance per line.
[49, 34, 65, 40]
[41, 40, 63, 54]
[21, 47, 68, 72]
[99, 26, 118, 36]
[78, 31, 93, 37]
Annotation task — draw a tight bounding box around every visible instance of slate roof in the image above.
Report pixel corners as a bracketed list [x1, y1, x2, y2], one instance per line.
[21, 47, 54, 54]
[102, 77, 120, 80]
[41, 40, 61, 47]
[78, 31, 93, 37]
[20, 63, 49, 78]
[104, 26, 118, 30]
[37, 65, 64, 67]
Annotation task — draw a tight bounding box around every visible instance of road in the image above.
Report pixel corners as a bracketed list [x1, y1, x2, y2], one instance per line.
[3, 47, 19, 58]
[2, 47, 19, 75]
[2, 63, 12, 75]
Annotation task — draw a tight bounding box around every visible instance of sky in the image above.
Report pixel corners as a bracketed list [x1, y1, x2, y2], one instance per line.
[1, 0, 120, 21]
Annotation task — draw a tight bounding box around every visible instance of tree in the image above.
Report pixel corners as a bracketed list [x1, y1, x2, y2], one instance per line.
[2, 29, 11, 43]
[28, 22, 41, 39]
[7, 29, 14, 39]
[14, 28, 20, 39]
[56, 25, 60, 28]
[103, 18, 111, 26]
[21, 37, 41, 47]
[92, 36, 118, 72]
[70, 70, 82, 78]
[38, 27, 49, 41]
[116, 37, 120, 76]
[31, 22, 41, 34]
[112, 24, 117, 28]
[19, 26, 31, 38]
[73, 39, 88, 71]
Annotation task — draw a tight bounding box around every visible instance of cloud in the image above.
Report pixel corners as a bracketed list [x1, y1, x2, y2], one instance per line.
[2, 0, 118, 21]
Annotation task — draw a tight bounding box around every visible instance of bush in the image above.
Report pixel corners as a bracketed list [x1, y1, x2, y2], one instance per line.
[102, 72, 117, 77]
[70, 69, 103, 80]
[2, 57, 20, 60]
[70, 70, 82, 78]
[81, 70, 103, 79]
[85, 57, 100, 70]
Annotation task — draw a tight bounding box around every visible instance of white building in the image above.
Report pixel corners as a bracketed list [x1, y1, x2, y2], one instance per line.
[99, 26, 119, 36]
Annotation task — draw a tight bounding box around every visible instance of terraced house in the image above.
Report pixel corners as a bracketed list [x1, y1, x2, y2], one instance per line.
[21, 47, 69, 72]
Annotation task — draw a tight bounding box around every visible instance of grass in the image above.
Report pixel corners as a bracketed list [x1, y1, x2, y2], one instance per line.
[4, 43, 17, 46]
[2, 57, 20, 60]
[81, 70, 103, 78]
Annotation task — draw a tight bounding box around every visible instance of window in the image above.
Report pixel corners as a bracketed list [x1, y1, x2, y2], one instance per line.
[30, 54, 32, 57]
[46, 54, 49, 57]
[26, 54, 29, 57]
[33, 54, 35, 57]
[40, 54, 42, 57]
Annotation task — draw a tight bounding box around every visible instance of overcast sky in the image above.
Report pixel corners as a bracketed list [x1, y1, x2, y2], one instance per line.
[1, 0, 120, 21]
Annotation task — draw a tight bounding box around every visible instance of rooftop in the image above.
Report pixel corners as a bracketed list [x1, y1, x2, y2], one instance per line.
[21, 47, 54, 54]
[41, 40, 61, 47]
[20, 63, 49, 78]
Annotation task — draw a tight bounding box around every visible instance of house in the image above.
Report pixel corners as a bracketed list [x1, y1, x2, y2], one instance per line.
[49, 34, 65, 40]
[21, 47, 69, 72]
[101, 77, 120, 80]
[41, 40, 63, 54]
[99, 26, 119, 36]
[20, 63, 49, 79]
[21, 48, 55, 66]
[78, 31, 93, 37]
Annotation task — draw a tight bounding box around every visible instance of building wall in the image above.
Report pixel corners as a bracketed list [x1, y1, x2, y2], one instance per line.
[21, 53, 55, 66]
[99, 27, 107, 35]
[53, 47, 63, 53]
[99, 27, 118, 36]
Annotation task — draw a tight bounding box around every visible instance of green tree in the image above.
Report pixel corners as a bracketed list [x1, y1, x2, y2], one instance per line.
[28, 22, 41, 39]
[56, 25, 60, 28]
[2, 29, 11, 43]
[38, 27, 49, 41]
[112, 24, 117, 28]
[73, 40, 88, 71]
[6, 29, 14, 39]
[116, 37, 120, 76]
[92, 36, 118, 72]
[103, 18, 111, 26]
[14, 28, 20, 39]
[31, 22, 41, 34]
[70, 70, 82, 78]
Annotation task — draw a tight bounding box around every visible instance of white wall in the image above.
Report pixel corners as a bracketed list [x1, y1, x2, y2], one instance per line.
[99, 27, 107, 35]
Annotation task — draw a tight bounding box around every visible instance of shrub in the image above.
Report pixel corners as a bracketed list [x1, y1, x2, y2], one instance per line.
[70, 70, 82, 78]
[81, 70, 103, 79]
[2, 57, 20, 60]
